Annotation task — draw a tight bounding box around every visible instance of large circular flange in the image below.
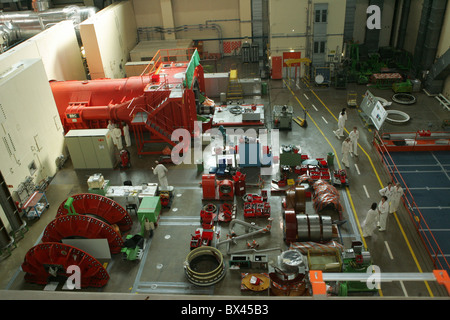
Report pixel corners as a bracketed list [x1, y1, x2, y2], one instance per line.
[386, 110, 411, 124]
[392, 93, 416, 105]
[184, 246, 226, 287]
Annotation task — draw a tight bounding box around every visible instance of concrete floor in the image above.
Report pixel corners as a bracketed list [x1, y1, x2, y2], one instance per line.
[0, 57, 449, 299]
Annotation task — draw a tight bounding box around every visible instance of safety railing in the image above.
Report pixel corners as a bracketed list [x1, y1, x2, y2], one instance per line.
[375, 130, 450, 152]
[373, 130, 450, 272]
[140, 48, 196, 77]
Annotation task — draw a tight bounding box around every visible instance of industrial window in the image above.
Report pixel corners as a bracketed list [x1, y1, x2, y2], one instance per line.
[315, 9, 327, 23]
[314, 41, 326, 54]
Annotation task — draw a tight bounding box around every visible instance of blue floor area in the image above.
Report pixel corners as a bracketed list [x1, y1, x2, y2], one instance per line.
[386, 151, 450, 271]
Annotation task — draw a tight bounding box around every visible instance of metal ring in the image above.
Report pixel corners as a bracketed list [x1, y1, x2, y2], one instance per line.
[184, 246, 226, 287]
[386, 110, 410, 124]
[392, 93, 416, 105]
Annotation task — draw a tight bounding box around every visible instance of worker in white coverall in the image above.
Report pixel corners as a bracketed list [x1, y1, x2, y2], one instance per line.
[349, 126, 359, 156]
[379, 182, 393, 203]
[112, 124, 123, 150]
[152, 161, 168, 190]
[333, 108, 347, 138]
[107, 120, 115, 132]
[122, 122, 131, 147]
[363, 202, 378, 238]
[341, 137, 352, 168]
[377, 196, 389, 231]
[389, 183, 404, 214]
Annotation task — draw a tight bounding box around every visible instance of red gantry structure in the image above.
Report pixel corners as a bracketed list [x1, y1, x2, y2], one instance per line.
[50, 48, 205, 155]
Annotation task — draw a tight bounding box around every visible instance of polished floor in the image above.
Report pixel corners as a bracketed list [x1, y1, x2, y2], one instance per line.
[0, 57, 449, 299]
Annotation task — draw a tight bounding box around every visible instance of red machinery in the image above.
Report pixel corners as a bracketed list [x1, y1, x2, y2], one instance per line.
[332, 169, 349, 187]
[200, 204, 217, 229]
[41, 215, 124, 254]
[119, 149, 131, 169]
[202, 174, 234, 200]
[21, 243, 110, 288]
[190, 229, 214, 250]
[56, 193, 133, 232]
[243, 192, 271, 218]
[218, 203, 233, 222]
[50, 48, 206, 155]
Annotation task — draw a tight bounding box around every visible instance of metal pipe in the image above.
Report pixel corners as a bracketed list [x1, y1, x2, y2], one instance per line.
[0, 5, 98, 52]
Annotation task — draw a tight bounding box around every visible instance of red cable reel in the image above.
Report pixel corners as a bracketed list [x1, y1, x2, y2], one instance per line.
[21, 242, 110, 288]
[42, 215, 124, 254]
[56, 193, 133, 232]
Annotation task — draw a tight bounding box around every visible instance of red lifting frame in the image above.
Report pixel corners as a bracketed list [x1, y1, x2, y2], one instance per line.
[56, 193, 133, 232]
[22, 242, 109, 288]
[42, 215, 124, 254]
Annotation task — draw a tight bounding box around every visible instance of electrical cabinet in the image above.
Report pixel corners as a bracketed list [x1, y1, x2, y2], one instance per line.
[65, 129, 116, 169]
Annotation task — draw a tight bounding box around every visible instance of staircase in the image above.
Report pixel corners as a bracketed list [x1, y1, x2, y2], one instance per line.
[226, 69, 244, 101]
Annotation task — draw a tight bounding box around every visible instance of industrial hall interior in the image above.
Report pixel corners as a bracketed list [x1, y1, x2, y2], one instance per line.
[0, 0, 450, 300]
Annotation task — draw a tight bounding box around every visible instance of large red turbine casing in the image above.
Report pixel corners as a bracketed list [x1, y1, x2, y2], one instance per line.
[50, 49, 205, 153]
[42, 215, 124, 254]
[56, 193, 133, 232]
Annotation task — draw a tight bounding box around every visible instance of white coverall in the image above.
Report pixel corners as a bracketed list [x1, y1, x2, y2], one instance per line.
[112, 127, 123, 150]
[379, 185, 393, 201]
[107, 121, 115, 132]
[123, 124, 131, 147]
[153, 164, 168, 189]
[377, 199, 390, 231]
[341, 139, 352, 168]
[334, 112, 347, 138]
[362, 208, 378, 237]
[349, 129, 359, 156]
[389, 185, 404, 213]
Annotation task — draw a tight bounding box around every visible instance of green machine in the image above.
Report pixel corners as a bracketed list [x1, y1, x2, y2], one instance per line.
[340, 242, 378, 295]
[392, 79, 412, 93]
[121, 196, 162, 261]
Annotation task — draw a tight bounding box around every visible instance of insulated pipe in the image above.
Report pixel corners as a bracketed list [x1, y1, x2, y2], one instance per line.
[0, 5, 98, 51]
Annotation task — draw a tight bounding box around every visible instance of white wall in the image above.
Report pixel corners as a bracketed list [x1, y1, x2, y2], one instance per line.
[0, 20, 86, 81]
[268, 0, 345, 75]
[80, 1, 138, 79]
[0, 59, 65, 232]
[131, 0, 251, 56]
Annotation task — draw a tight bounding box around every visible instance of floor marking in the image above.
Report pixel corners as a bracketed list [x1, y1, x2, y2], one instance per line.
[322, 116, 328, 124]
[298, 78, 435, 298]
[303, 93, 309, 100]
[400, 281, 409, 297]
[312, 104, 318, 111]
[354, 163, 361, 175]
[363, 185, 370, 198]
[385, 241, 394, 260]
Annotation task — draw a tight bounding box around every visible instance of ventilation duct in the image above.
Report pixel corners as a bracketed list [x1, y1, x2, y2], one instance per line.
[0, 5, 98, 53]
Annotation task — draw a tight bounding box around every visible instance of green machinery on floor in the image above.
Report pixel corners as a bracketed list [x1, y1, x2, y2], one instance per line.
[121, 196, 161, 261]
[340, 242, 378, 295]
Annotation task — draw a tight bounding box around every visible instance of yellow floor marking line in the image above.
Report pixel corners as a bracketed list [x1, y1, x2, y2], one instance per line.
[298, 79, 434, 297]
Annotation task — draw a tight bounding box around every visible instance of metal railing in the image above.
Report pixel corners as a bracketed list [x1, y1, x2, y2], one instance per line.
[140, 48, 197, 76]
[373, 130, 450, 272]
